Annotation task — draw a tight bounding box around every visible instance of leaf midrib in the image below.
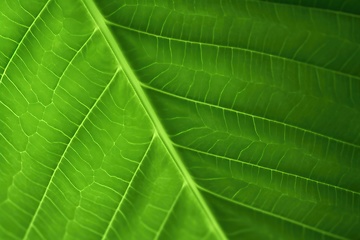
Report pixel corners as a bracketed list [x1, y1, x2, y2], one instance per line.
[82, 0, 227, 239]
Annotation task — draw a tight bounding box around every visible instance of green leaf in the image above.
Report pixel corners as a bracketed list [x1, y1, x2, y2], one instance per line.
[1, 0, 359, 239]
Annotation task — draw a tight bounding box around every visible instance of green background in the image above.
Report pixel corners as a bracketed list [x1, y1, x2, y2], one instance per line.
[0, 0, 359, 239]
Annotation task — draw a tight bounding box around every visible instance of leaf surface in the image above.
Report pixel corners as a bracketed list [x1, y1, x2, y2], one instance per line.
[0, 0, 359, 239]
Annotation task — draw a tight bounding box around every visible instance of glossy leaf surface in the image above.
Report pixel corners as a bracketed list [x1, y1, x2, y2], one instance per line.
[0, 0, 359, 239]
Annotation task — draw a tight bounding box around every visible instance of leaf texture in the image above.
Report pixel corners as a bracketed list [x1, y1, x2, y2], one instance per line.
[0, 0, 359, 239]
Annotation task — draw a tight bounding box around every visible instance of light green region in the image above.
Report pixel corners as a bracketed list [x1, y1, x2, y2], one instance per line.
[0, 0, 359, 239]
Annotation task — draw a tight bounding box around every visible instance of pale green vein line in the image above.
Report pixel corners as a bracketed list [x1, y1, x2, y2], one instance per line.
[254, 0, 360, 19]
[154, 185, 184, 240]
[0, 132, 19, 153]
[75, 220, 103, 238]
[0, 225, 19, 240]
[82, 1, 227, 239]
[175, 143, 360, 196]
[101, 134, 155, 240]
[106, 21, 360, 81]
[143, 84, 360, 149]
[51, 29, 98, 98]
[22, 68, 120, 240]
[31, 226, 45, 240]
[198, 185, 349, 240]
[0, 0, 51, 85]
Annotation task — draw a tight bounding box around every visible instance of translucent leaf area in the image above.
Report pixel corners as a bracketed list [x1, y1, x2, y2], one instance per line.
[0, 0, 359, 239]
